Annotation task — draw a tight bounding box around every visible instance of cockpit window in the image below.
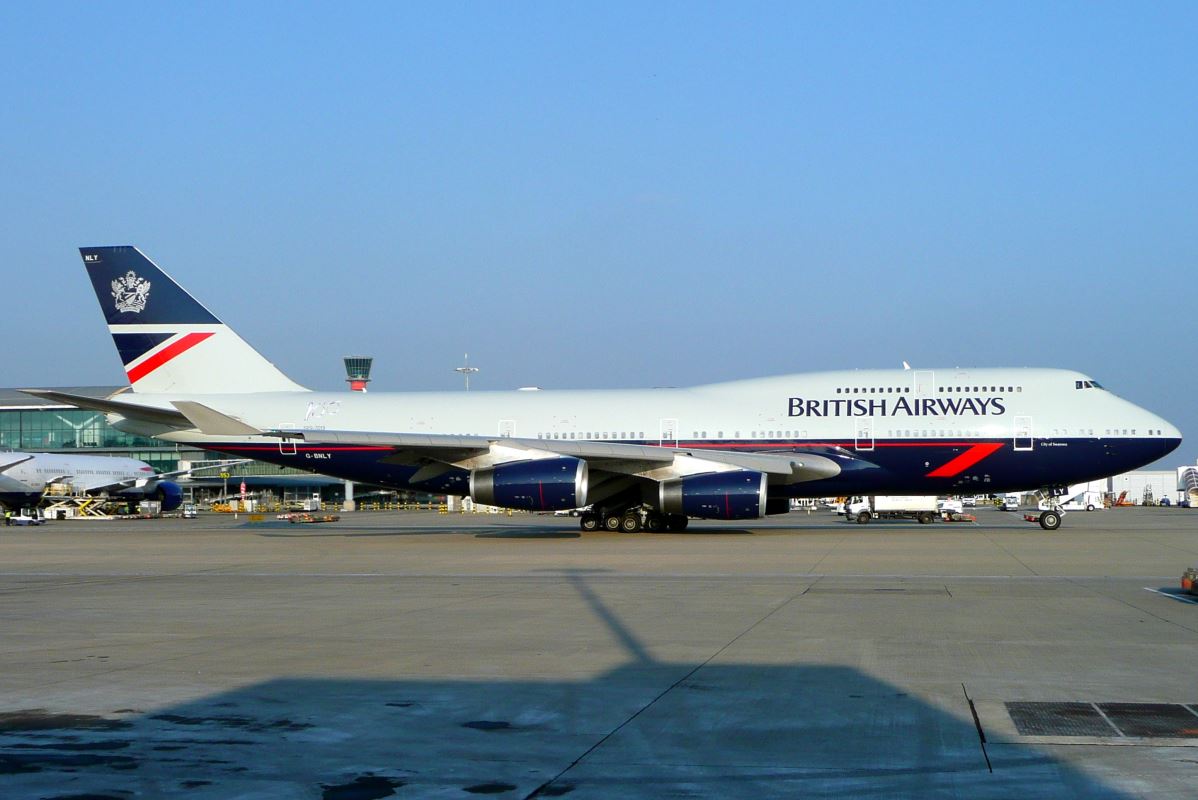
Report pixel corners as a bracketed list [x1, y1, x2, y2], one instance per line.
[1075, 380, 1105, 390]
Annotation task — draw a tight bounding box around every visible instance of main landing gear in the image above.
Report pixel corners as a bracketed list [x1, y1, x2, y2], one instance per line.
[579, 507, 688, 533]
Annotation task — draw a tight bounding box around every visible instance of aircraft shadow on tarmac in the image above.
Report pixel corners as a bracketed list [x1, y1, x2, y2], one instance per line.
[0, 573, 1135, 799]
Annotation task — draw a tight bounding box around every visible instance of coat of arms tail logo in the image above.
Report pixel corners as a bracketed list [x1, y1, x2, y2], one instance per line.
[112, 270, 151, 314]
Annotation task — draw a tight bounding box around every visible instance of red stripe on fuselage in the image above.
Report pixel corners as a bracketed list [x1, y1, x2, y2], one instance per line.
[126, 332, 215, 384]
[925, 442, 1005, 477]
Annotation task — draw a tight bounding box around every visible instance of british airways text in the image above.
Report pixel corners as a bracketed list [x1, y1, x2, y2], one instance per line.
[787, 396, 1006, 418]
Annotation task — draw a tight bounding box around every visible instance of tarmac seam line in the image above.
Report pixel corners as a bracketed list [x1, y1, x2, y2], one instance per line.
[523, 582, 811, 799]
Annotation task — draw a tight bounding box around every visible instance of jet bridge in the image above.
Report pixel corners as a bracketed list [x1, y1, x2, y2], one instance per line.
[1180, 467, 1198, 506]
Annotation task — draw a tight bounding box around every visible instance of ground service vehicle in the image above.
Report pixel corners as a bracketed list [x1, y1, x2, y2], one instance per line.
[845, 495, 939, 524]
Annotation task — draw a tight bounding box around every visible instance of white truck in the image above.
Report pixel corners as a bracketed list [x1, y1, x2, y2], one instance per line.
[845, 496, 939, 524]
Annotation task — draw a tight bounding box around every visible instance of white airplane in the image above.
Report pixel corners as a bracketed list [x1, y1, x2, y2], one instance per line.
[24, 246, 1182, 531]
[0, 451, 185, 511]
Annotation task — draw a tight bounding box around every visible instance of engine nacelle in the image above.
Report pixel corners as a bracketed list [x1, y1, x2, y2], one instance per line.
[659, 471, 767, 520]
[470, 458, 588, 511]
[151, 480, 184, 511]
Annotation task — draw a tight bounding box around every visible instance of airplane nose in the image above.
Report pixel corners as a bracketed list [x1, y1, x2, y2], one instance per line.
[1153, 415, 1183, 459]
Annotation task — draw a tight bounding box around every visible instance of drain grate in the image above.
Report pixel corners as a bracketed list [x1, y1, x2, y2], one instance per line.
[1006, 702, 1198, 738]
[1006, 702, 1118, 737]
[1098, 703, 1198, 738]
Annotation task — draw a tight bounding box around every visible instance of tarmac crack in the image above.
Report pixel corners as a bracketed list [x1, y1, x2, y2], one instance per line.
[805, 531, 850, 574]
[523, 582, 810, 799]
[1061, 577, 1198, 637]
[973, 530, 1041, 576]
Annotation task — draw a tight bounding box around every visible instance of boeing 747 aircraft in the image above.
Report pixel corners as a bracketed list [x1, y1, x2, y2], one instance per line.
[0, 450, 185, 511]
[23, 246, 1182, 531]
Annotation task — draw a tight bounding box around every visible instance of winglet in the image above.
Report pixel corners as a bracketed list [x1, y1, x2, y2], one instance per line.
[170, 401, 263, 436]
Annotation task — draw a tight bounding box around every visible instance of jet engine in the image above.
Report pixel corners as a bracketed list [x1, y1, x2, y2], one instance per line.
[470, 458, 588, 511]
[150, 480, 184, 511]
[659, 471, 768, 520]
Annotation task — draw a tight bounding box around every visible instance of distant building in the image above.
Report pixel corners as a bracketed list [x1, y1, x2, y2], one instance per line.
[0, 387, 343, 503]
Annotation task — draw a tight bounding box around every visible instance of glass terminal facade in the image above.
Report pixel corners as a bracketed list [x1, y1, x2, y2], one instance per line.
[0, 388, 346, 499]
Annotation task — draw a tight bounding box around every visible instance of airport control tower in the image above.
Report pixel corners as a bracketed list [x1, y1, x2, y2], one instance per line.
[344, 356, 373, 392]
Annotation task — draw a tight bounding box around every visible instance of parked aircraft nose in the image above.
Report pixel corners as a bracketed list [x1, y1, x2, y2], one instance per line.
[1148, 412, 1182, 461]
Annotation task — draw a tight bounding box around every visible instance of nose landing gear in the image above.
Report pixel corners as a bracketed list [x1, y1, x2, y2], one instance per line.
[1033, 488, 1066, 530]
[1037, 509, 1062, 530]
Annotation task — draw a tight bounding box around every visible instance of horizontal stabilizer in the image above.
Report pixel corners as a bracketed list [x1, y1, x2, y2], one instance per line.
[170, 402, 263, 436]
[19, 389, 189, 427]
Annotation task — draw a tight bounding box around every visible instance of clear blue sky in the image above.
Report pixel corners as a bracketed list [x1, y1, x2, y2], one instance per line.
[1, 3, 1195, 465]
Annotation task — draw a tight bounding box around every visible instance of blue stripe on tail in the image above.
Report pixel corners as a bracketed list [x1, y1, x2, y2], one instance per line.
[111, 332, 174, 366]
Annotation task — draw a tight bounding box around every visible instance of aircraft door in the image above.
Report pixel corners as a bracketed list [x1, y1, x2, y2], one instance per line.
[278, 424, 298, 455]
[914, 370, 935, 397]
[1014, 416, 1033, 451]
[855, 419, 875, 451]
[659, 418, 678, 447]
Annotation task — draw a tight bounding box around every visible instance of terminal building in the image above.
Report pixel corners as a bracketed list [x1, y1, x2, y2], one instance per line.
[0, 387, 349, 506]
[0, 359, 404, 508]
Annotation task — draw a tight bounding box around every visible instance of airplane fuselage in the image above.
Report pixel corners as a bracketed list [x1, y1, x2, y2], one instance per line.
[106, 366, 1181, 498]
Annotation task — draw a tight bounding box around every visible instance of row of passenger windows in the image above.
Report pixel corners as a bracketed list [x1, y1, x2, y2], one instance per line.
[834, 386, 1023, 394]
[532, 428, 1167, 441]
[939, 386, 1019, 393]
[536, 432, 647, 440]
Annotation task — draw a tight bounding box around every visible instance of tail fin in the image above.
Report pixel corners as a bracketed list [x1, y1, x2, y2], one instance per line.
[80, 246, 307, 394]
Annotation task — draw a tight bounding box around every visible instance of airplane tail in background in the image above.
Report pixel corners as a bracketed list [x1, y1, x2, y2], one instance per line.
[80, 246, 307, 394]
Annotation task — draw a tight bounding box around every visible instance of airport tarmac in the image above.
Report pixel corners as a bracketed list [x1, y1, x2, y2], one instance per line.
[1, 505, 1197, 798]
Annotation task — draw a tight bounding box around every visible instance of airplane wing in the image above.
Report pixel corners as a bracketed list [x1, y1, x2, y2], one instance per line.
[168, 402, 858, 485]
[293, 428, 846, 482]
[100, 459, 253, 491]
[0, 455, 35, 474]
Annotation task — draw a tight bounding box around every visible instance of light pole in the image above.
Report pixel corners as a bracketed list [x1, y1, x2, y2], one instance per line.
[455, 353, 479, 391]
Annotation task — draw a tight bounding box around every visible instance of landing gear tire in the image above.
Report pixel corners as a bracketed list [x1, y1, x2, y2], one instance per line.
[620, 513, 643, 533]
[917, 511, 934, 525]
[603, 514, 623, 532]
[644, 513, 664, 533]
[580, 513, 600, 532]
[1038, 510, 1061, 531]
[665, 514, 688, 532]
